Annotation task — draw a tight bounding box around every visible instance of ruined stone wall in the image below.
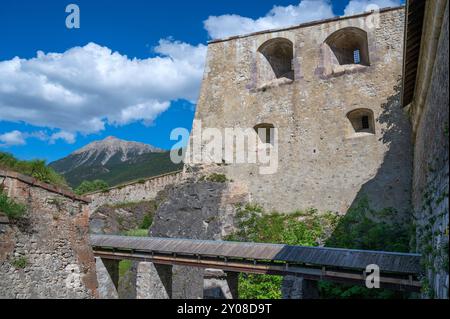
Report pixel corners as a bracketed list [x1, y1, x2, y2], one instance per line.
[0, 171, 98, 299]
[411, 1, 449, 299]
[87, 171, 183, 212]
[191, 8, 412, 215]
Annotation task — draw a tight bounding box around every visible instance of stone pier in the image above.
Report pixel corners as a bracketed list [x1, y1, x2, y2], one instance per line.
[98, 259, 243, 300]
[136, 262, 172, 299]
[282, 275, 320, 299]
[101, 259, 120, 290]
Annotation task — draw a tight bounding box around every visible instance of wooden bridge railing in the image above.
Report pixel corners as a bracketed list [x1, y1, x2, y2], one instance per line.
[91, 235, 422, 292]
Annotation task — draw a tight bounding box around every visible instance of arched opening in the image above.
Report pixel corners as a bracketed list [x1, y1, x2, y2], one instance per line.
[258, 38, 294, 81]
[325, 27, 370, 66]
[254, 123, 275, 145]
[347, 109, 375, 135]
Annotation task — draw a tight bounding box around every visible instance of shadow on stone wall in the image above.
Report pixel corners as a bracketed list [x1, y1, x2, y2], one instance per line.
[268, 81, 415, 299]
[314, 80, 414, 299]
[347, 79, 412, 221]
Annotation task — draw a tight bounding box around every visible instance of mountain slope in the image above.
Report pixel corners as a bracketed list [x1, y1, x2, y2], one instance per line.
[49, 136, 182, 188]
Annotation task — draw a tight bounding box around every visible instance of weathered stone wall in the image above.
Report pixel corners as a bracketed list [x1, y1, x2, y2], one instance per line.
[410, 0, 449, 299]
[149, 172, 249, 299]
[90, 200, 159, 235]
[87, 171, 182, 212]
[0, 171, 98, 299]
[191, 8, 412, 216]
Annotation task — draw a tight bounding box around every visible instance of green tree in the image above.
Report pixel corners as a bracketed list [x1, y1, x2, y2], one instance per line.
[75, 180, 109, 195]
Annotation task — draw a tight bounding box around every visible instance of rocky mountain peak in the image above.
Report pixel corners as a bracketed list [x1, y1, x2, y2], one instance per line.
[68, 136, 164, 167]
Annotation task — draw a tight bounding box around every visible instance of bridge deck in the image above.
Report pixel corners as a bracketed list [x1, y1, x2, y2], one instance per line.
[91, 235, 422, 284]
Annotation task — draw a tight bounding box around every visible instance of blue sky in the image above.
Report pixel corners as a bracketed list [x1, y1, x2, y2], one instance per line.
[0, 0, 403, 162]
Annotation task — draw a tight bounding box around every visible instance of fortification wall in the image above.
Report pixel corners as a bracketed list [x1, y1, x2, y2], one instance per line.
[411, 1, 449, 299]
[0, 170, 98, 299]
[87, 171, 183, 212]
[191, 7, 412, 215]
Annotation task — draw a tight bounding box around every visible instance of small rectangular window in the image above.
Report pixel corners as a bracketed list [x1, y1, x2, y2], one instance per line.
[354, 49, 361, 64]
[362, 116, 370, 129]
[265, 128, 272, 144]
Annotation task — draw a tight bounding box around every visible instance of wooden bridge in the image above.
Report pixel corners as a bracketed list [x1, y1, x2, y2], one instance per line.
[91, 234, 422, 296]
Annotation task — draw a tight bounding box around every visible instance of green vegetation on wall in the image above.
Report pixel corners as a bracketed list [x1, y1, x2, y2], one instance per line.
[321, 197, 413, 299]
[0, 187, 26, 219]
[0, 152, 67, 187]
[227, 199, 414, 299]
[75, 180, 109, 195]
[200, 173, 228, 183]
[11, 257, 28, 269]
[123, 229, 149, 237]
[227, 204, 337, 246]
[140, 214, 153, 229]
[325, 197, 412, 252]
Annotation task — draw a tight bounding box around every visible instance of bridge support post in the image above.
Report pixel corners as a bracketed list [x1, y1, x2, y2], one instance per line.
[95, 257, 119, 299]
[225, 271, 239, 299]
[172, 266, 204, 299]
[136, 262, 172, 299]
[101, 258, 120, 290]
[281, 275, 319, 299]
[102, 258, 120, 290]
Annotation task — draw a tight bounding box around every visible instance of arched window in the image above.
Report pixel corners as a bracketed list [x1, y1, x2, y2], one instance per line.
[325, 27, 370, 66]
[347, 109, 375, 135]
[258, 38, 294, 81]
[254, 123, 275, 145]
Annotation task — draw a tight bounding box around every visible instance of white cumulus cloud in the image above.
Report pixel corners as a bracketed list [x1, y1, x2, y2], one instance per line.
[0, 130, 27, 147]
[344, 0, 402, 16]
[0, 129, 72, 147]
[0, 40, 207, 139]
[204, 0, 335, 39]
[49, 131, 76, 144]
[203, 0, 403, 40]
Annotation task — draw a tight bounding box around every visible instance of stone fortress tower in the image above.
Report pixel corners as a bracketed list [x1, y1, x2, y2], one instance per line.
[188, 6, 412, 215]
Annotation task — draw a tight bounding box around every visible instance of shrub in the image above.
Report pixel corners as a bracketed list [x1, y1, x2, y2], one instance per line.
[140, 214, 153, 229]
[75, 180, 109, 195]
[321, 197, 412, 299]
[226, 200, 413, 299]
[325, 197, 411, 252]
[204, 173, 228, 183]
[119, 260, 132, 278]
[123, 229, 148, 237]
[0, 188, 26, 219]
[226, 204, 333, 299]
[11, 257, 28, 269]
[226, 204, 333, 246]
[239, 274, 282, 299]
[0, 152, 67, 187]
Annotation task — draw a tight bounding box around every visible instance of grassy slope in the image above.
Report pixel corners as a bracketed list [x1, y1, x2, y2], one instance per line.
[0, 151, 67, 187]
